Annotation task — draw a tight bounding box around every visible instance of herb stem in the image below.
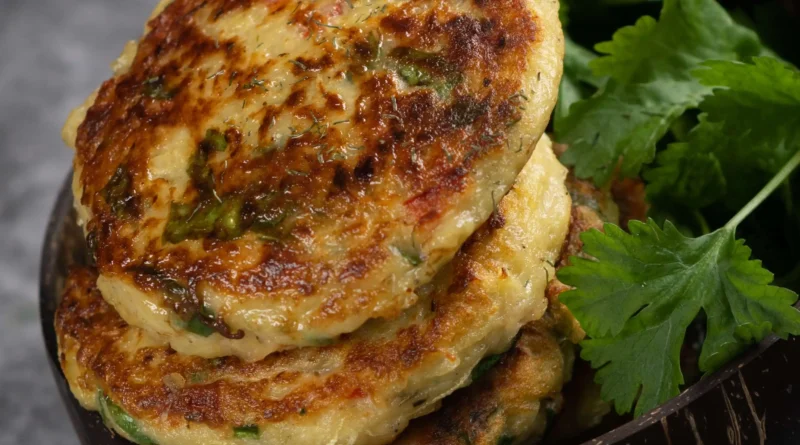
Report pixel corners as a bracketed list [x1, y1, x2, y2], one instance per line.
[725, 149, 800, 231]
[693, 209, 710, 235]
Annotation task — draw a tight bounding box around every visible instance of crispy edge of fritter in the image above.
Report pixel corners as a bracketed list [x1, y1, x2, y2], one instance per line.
[66, 0, 565, 353]
[55, 136, 572, 445]
[394, 160, 649, 445]
[393, 311, 574, 445]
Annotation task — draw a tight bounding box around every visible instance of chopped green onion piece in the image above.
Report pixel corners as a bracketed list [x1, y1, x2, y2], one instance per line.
[398, 65, 431, 86]
[102, 166, 136, 218]
[188, 147, 214, 191]
[391, 245, 424, 267]
[189, 371, 208, 384]
[233, 425, 260, 439]
[215, 196, 245, 240]
[163, 201, 216, 243]
[203, 129, 228, 152]
[97, 391, 158, 445]
[471, 353, 503, 382]
[186, 315, 215, 337]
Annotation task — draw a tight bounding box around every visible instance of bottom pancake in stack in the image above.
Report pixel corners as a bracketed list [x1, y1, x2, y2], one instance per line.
[56, 135, 609, 445]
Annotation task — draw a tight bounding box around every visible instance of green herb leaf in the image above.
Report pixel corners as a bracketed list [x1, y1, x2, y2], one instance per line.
[558, 219, 800, 416]
[555, 37, 606, 127]
[643, 123, 727, 209]
[647, 57, 800, 208]
[233, 425, 260, 440]
[556, 0, 764, 185]
[97, 391, 158, 445]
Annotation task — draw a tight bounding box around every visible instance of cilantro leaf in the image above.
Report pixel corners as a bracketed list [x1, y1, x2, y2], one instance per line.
[558, 219, 800, 416]
[555, 37, 606, 127]
[556, 0, 764, 185]
[644, 117, 727, 208]
[646, 57, 800, 208]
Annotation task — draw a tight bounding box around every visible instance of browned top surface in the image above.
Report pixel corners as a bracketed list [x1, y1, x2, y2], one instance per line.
[72, 0, 553, 336]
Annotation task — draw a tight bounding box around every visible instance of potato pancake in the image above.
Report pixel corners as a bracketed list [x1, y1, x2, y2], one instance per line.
[394, 310, 575, 445]
[394, 168, 627, 445]
[56, 136, 570, 445]
[61, 0, 564, 360]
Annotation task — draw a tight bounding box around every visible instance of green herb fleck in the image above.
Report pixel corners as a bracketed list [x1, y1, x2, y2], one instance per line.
[242, 77, 267, 91]
[471, 353, 503, 382]
[391, 245, 424, 267]
[189, 371, 208, 384]
[233, 425, 260, 440]
[313, 18, 341, 29]
[186, 315, 215, 337]
[97, 391, 158, 445]
[142, 76, 174, 100]
[290, 59, 308, 71]
[398, 64, 432, 87]
[102, 165, 136, 218]
[202, 129, 228, 152]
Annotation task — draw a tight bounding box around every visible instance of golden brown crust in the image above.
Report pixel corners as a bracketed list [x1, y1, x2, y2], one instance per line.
[544, 164, 648, 344]
[68, 0, 564, 354]
[395, 315, 569, 445]
[56, 136, 572, 445]
[58, 267, 486, 428]
[77, 0, 538, 289]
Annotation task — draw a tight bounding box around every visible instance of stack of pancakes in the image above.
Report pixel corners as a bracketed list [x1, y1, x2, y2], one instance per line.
[54, 1, 611, 443]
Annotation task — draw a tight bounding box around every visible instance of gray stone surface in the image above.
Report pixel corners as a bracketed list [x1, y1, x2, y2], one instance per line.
[0, 1, 154, 443]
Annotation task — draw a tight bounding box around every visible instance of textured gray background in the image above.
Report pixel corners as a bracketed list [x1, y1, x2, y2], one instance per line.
[0, 1, 154, 443]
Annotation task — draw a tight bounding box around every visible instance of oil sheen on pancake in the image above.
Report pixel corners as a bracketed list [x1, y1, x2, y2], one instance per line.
[56, 136, 571, 445]
[61, 0, 564, 361]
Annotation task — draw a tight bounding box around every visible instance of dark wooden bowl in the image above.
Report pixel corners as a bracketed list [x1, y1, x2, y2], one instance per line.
[40, 173, 800, 445]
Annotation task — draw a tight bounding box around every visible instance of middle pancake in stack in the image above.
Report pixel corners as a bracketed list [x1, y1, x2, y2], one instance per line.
[57, 135, 571, 445]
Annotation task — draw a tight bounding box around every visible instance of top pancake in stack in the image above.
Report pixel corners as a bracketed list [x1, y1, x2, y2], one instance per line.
[61, 0, 564, 361]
